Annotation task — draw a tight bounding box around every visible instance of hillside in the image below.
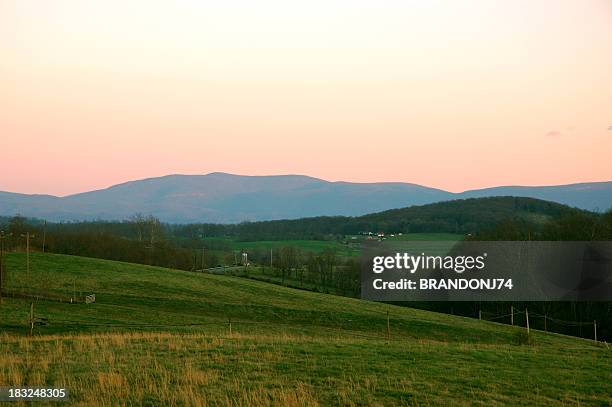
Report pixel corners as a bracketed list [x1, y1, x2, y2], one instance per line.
[1, 173, 610, 223]
[461, 181, 612, 212]
[0, 253, 610, 405]
[195, 197, 586, 240]
[355, 196, 579, 232]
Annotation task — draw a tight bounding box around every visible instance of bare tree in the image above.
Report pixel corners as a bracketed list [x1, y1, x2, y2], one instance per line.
[129, 213, 147, 242]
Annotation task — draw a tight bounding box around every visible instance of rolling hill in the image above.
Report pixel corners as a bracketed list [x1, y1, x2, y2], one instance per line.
[0, 252, 609, 405]
[0, 173, 610, 223]
[461, 182, 612, 213]
[203, 197, 586, 240]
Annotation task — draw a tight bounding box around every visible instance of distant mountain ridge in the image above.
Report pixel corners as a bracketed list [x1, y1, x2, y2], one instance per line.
[0, 172, 610, 223]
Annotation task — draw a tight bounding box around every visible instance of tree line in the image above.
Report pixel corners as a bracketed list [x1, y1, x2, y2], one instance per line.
[0, 213, 361, 296]
[170, 196, 587, 240]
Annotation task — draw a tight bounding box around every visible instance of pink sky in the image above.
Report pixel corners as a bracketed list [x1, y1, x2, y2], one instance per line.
[1, 0, 611, 196]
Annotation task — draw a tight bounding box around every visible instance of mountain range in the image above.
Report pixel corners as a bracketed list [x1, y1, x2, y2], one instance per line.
[0, 172, 610, 223]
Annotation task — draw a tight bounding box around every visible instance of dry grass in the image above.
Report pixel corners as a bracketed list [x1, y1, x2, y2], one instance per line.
[0, 332, 344, 406]
[0, 331, 610, 406]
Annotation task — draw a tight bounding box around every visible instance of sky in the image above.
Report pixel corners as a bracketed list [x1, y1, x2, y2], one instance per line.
[1, 0, 611, 196]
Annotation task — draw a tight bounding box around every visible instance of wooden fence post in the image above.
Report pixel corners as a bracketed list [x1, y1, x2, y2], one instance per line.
[478, 310, 481, 321]
[229, 318, 232, 336]
[544, 315, 547, 332]
[525, 308, 530, 335]
[510, 305, 513, 326]
[594, 320, 597, 343]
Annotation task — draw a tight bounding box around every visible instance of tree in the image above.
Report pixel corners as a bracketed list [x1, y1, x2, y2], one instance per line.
[129, 213, 147, 242]
[8, 215, 27, 240]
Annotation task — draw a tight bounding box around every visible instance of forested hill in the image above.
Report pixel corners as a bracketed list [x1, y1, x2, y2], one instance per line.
[0, 197, 588, 242]
[180, 197, 586, 240]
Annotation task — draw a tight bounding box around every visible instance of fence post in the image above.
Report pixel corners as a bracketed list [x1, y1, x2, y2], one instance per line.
[594, 320, 597, 343]
[478, 310, 481, 321]
[525, 308, 530, 335]
[510, 305, 513, 326]
[229, 318, 232, 336]
[544, 314, 547, 332]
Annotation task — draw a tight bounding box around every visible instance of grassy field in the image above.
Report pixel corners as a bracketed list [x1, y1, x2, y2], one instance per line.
[383, 233, 464, 241]
[200, 233, 463, 260]
[0, 252, 610, 406]
[202, 237, 360, 258]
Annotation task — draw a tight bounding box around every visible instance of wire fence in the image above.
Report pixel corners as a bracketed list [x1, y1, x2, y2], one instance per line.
[482, 307, 596, 327]
[479, 306, 603, 343]
[5, 290, 607, 346]
[1, 287, 89, 303]
[30, 315, 395, 342]
[23, 314, 605, 349]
